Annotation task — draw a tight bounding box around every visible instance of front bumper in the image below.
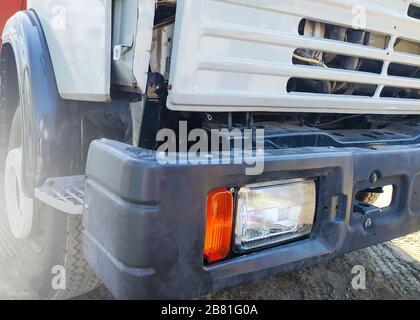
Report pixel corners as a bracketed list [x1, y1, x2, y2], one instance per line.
[83, 139, 420, 299]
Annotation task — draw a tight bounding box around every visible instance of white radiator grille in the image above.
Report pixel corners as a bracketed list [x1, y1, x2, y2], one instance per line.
[168, 0, 420, 114]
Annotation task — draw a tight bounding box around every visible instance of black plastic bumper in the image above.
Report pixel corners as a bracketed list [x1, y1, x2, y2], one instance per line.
[83, 139, 420, 299]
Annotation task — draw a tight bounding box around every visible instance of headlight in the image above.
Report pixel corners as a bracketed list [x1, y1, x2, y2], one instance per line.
[235, 179, 316, 252]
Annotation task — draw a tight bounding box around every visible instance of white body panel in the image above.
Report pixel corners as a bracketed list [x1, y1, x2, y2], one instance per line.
[112, 0, 155, 94]
[28, 0, 112, 102]
[168, 0, 420, 114]
[133, 0, 156, 93]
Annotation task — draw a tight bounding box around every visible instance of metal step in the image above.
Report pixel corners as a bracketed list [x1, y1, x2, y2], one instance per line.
[34, 176, 85, 215]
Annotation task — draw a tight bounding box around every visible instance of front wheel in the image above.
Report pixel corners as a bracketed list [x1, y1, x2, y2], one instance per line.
[1, 107, 100, 299]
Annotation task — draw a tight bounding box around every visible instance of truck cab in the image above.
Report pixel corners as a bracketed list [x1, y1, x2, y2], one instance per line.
[0, 0, 420, 299]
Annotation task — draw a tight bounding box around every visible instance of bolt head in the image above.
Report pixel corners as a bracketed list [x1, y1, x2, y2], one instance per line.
[364, 218, 372, 229]
[370, 172, 378, 184]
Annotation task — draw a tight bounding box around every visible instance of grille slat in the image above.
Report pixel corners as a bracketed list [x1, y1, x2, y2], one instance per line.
[202, 22, 420, 69]
[199, 55, 420, 90]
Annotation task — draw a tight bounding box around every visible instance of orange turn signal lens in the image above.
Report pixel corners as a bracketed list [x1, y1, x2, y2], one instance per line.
[204, 189, 234, 263]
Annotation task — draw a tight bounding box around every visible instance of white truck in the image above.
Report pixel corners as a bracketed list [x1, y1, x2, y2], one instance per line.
[0, 0, 420, 299]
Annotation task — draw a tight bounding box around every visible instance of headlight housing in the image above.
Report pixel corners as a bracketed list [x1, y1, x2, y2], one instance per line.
[235, 179, 316, 252]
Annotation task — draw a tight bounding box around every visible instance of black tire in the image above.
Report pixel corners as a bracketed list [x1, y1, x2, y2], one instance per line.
[2, 108, 101, 300]
[356, 192, 381, 205]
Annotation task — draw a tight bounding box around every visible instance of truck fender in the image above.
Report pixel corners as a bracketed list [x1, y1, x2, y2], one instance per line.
[1, 10, 83, 195]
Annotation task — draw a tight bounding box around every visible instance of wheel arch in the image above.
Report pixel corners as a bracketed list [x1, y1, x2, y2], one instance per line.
[1, 10, 84, 195]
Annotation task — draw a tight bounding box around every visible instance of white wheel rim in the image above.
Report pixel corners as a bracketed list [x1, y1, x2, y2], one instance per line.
[4, 147, 33, 239]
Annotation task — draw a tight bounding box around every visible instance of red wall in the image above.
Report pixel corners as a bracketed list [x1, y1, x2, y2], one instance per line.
[0, 0, 26, 41]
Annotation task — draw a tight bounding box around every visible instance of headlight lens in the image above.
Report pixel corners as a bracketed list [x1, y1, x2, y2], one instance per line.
[235, 179, 316, 252]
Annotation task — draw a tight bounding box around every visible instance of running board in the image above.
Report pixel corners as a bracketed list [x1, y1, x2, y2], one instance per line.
[34, 176, 85, 215]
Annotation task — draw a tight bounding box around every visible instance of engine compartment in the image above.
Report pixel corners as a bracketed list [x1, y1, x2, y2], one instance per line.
[154, 0, 420, 114]
[290, 18, 420, 100]
[119, 1, 420, 152]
